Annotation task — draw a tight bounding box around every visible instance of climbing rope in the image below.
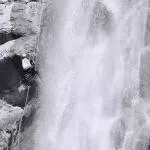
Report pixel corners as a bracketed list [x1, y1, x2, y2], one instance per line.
[17, 1, 47, 148]
[17, 86, 30, 150]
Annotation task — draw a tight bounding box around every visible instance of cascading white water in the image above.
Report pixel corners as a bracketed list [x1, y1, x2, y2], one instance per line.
[34, 0, 150, 150]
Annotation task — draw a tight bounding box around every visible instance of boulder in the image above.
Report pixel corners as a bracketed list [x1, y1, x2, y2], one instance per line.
[0, 100, 23, 149]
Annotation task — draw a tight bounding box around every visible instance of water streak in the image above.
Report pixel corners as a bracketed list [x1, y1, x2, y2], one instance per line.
[34, 0, 150, 150]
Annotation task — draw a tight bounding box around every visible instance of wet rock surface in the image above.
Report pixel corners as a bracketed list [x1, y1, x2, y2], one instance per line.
[140, 8, 150, 100]
[88, 1, 113, 43]
[0, 0, 44, 149]
[0, 100, 23, 150]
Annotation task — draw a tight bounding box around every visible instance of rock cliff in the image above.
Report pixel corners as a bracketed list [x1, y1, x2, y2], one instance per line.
[0, 0, 45, 149]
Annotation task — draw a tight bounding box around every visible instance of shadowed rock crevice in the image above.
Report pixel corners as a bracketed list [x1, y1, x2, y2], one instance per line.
[0, 55, 38, 107]
[0, 32, 22, 45]
[0, 56, 22, 93]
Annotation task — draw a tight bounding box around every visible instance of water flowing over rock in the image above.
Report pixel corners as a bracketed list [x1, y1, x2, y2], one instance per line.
[2, 0, 150, 150]
[34, 0, 150, 150]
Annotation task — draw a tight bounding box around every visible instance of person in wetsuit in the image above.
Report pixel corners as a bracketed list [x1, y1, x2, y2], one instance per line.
[10, 54, 38, 86]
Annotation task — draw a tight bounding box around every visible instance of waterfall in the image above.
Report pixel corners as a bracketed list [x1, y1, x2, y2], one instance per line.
[34, 0, 150, 150]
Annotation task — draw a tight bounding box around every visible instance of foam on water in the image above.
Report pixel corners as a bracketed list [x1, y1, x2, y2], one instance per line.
[34, 0, 149, 150]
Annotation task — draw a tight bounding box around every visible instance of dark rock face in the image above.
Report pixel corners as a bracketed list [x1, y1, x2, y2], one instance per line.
[89, 1, 112, 39]
[0, 0, 44, 149]
[140, 51, 150, 100]
[144, 12, 150, 46]
[0, 100, 23, 150]
[3, 81, 38, 107]
[140, 9, 150, 100]
[0, 55, 38, 107]
[0, 54, 39, 150]
[0, 57, 21, 93]
[0, 32, 22, 45]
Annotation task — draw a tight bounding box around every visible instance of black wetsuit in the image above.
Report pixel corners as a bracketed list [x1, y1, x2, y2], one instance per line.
[10, 55, 38, 86]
